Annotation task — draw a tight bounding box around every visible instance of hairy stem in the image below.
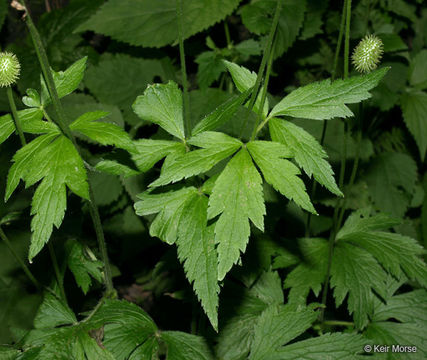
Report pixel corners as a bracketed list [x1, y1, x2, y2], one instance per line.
[305, 121, 328, 237]
[23, 2, 115, 296]
[322, 320, 354, 327]
[7, 87, 26, 146]
[224, 20, 231, 48]
[240, 0, 282, 138]
[320, 0, 352, 323]
[336, 105, 363, 232]
[176, 0, 191, 138]
[343, 0, 352, 79]
[251, 41, 275, 140]
[88, 186, 114, 295]
[305, 0, 347, 237]
[0, 226, 41, 290]
[331, 1, 347, 81]
[48, 241, 67, 303]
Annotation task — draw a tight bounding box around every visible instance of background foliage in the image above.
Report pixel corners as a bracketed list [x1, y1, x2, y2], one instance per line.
[0, 0, 426, 359]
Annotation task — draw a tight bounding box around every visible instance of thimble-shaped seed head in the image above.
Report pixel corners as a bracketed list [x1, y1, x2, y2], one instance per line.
[0, 52, 21, 87]
[351, 35, 383, 73]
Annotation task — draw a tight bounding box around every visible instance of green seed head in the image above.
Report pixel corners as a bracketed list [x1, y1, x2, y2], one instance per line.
[351, 35, 383, 73]
[0, 52, 21, 87]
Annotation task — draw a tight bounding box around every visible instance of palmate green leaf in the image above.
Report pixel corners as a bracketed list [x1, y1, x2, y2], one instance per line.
[22, 295, 116, 360]
[133, 81, 185, 140]
[90, 300, 158, 360]
[266, 333, 366, 360]
[365, 289, 427, 360]
[336, 209, 401, 238]
[409, 50, 427, 90]
[162, 331, 214, 360]
[0, 108, 44, 145]
[372, 289, 427, 324]
[66, 240, 103, 294]
[249, 304, 318, 360]
[77, 0, 241, 48]
[134, 187, 198, 245]
[136, 188, 219, 329]
[269, 118, 342, 196]
[223, 60, 268, 117]
[195, 51, 226, 89]
[0, 346, 20, 360]
[216, 271, 283, 360]
[176, 195, 219, 330]
[41, 57, 88, 105]
[22, 326, 116, 360]
[337, 211, 427, 288]
[363, 152, 417, 218]
[33, 294, 76, 329]
[95, 159, 140, 178]
[247, 140, 316, 214]
[330, 242, 389, 329]
[401, 91, 427, 161]
[6, 133, 89, 260]
[365, 322, 426, 360]
[131, 139, 185, 172]
[192, 89, 252, 135]
[208, 148, 265, 281]
[240, 0, 306, 58]
[270, 67, 389, 119]
[150, 132, 242, 188]
[70, 110, 135, 151]
[283, 238, 329, 304]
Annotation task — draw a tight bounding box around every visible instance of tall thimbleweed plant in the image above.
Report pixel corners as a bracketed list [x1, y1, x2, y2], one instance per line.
[0, 0, 425, 359]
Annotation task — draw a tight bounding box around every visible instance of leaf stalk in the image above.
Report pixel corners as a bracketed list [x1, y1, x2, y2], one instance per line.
[22, 1, 115, 296]
[240, 0, 282, 138]
[319, 0, 352, 323]
[0, 226, 41, 290]
[7, 87, 26, 146]
[176, 0, 191, 138]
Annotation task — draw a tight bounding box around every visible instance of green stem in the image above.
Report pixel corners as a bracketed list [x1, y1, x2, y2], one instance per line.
[322, 320, 354, 327]
[320, 0, 352, 323]
[82, 297, 105, 323]
[224, 20, 231, 48]
[239, 0, 282, 138]
[23, 2, 115, 296]
[88, 186, 114, 296]
[331, 1, 347, 81]
[305, 0, 347, 237]
[0, 226, 41, 290]
[176, 0, 191, 138]
[7, 87, 26, 146]
[336, 109, 363, 232]
[48, 242, 67, 303]
[343, 0, 352, 79]
[251, 42, 275, 140]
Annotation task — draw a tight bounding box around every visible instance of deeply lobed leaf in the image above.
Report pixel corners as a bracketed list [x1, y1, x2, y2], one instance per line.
[270, 67, 389, 120]
[133, 81, 185, 140]
[208, 148, 265, 281]
[247, 140, 316, 214]
[269, 118, 342, 196]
